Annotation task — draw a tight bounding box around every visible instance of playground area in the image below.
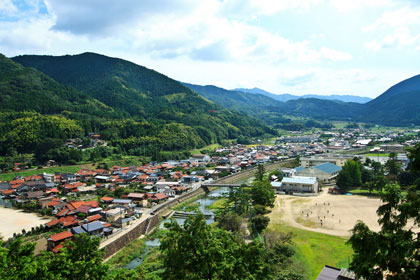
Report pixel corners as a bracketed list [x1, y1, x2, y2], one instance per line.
[272, 189, 383, 236]
[0, 207, 50, 239]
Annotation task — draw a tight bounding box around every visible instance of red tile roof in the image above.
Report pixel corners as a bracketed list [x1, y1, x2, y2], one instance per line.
[87, 214, 102, 222]
[2, 189, 14, 195]
[100, 196, 114, 202]
[46, 216, 79, 227]
[52, 243, 64, 253]
[153, 193, 168, 200]
[49, 231, 73, 242]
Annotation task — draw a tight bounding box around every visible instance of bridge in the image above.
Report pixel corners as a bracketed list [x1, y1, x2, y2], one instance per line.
[201, 183, 242, 193]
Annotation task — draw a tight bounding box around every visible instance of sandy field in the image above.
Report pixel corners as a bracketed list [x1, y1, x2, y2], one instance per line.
[271, 189, 384, 237]
[0, 207, 51, 239]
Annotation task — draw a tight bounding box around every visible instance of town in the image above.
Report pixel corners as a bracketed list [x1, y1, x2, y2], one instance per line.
[0, 125, 417, 259]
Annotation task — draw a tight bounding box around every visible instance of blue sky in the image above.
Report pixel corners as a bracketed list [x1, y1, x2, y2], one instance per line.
[1, 0, 420, 98]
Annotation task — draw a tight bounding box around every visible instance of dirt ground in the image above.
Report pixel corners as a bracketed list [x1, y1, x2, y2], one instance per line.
[0, 207, 51, 239]
[271, 189, 384, 237]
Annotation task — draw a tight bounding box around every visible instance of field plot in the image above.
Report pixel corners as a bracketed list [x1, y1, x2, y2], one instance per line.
[0, 207, 51, 239]
[275, 189, 382, 236]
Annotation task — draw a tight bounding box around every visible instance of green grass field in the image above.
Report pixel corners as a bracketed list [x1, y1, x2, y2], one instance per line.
[0, 166, 81, 181]
[269, 224, 353, 280]
[364, 153, 390, 157]
[189, 143, 221, 155]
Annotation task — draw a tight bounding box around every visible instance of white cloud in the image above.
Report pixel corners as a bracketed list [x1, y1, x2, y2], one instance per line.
[363, 7, 420, 32]
[219, 0, 323, 18]
[0, 0, 18, 14]
[365, 27, 420, 51]
[320, 47, 352, 61]
[330, 0, 394, 12]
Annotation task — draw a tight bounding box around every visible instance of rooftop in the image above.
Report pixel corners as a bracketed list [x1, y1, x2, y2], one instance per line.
[282, 176, 317, 185]
[314, 162, 342, 174]
[49, 231, 73, 242]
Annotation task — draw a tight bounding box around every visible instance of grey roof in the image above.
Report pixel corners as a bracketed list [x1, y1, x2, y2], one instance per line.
[316, 265, 340, 280]
[113, 199, 132, 204]
[82, 221, 104, 233]
[0, 182, 11, 190]
[316, 265, 358, 280]
[72, 226, 86, 234]
[314, 163, 342, 174]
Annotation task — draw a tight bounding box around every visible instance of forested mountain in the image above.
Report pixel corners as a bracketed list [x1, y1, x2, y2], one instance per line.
[189, 78, 420, 126]
[182, 83, 290, 125]
[1, 53, 275, 160]
[12, 53, 273, 140]
[235, 87, 372, 103]
[0, 54, 114, 117]
[185, 82, 363, 123]
[361, 74, 420, 126]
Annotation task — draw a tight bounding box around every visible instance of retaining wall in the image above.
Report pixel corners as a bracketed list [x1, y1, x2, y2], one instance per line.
[103, 215, 159, 258]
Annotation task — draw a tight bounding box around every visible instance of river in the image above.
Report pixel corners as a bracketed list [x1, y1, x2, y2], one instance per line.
[125, 187, 229, 269]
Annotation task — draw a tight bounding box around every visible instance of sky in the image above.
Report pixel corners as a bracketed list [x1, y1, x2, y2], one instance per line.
[0, 0, 420, 98]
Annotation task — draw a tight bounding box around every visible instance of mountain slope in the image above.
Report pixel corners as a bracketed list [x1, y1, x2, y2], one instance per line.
[12, 53, 275, 145]
[235, 87, 372, 103]
[0, 54, 113, 117]
[362, 74, 420, 126]
[185, 82, 364, 123]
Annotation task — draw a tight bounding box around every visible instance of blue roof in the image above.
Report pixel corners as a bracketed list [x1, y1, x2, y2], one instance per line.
[314, 162, 342, 174]
[295, 166, 306, 172]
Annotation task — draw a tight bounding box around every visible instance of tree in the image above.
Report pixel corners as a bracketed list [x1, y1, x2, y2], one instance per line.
[160, 214, 270, 280]
[227, 187, 251, 215]
[384, 152, 401, 179]
[336, 160, 362, 193]
[255, 164, 266, 181]
[347, 184, 420, 279]
[217, 212, 244, 234]
[251, 215, 270, 233]
[251, 180, 275, 208]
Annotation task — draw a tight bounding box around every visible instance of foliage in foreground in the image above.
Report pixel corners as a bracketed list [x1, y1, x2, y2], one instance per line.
[348, 184, 420, 280]
[160, 214, 302, 280]
[0, 234, 143, 280]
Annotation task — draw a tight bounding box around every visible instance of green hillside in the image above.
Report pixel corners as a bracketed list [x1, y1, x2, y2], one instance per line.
[0, 54, 114, 117]
[183, 82, 290, 124]
[1, 53, 274, 162]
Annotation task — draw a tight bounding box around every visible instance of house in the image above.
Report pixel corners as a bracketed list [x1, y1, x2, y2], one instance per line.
[61, 173, 76, 183]
[42, 173, 55, 183]
[296, 162, 342, 182]
[100, 196, 114, 204]
[191, 154, 211, 163]
[47, 231, 73, 252]
[127, 193, 146, 206]
[46, 216, 79, 228]
[81, 221, 105, 236]
[280, 176, 318, 193]
[316, 265, 358, 280]
[157, 186, 175, 197]
[151, 193, 168, 203]
[112, 198, 132, 207]
[105, 208, 125, 223]
[26, 191, 45, 200]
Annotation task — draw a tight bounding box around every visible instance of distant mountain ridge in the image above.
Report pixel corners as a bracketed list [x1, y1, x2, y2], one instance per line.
[234, 87, 372, 103]
[187, 75, 420, 126]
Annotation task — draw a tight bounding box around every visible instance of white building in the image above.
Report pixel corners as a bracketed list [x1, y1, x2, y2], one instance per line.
[279, 176, 318, 193]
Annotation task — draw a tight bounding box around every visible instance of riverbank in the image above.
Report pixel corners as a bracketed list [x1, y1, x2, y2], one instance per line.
[0, 206, 51, 239]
